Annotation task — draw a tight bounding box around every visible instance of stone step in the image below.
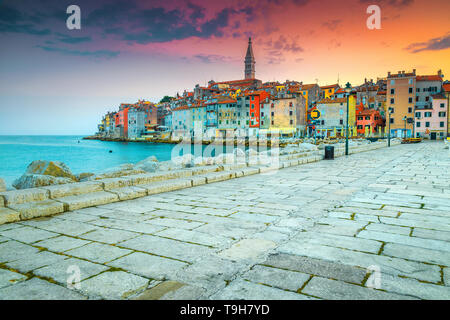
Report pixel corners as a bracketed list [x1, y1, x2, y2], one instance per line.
[0, 207, 20, 224]
[8, 199, 65, 220]
[55, 191, 119, 211]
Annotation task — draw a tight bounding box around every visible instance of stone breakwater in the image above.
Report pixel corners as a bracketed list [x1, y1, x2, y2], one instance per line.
[0, 139, 401, 226]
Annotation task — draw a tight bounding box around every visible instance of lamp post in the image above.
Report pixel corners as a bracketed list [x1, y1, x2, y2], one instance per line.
[388, 108, 391, 147]
[345, 82, 352, 155]
[402, 116, 407, 139]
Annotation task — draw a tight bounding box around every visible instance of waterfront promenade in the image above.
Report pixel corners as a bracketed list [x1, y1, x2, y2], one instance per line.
[0, 141, 449, 299]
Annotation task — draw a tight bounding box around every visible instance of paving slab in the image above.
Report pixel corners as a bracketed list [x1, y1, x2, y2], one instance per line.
[0, 277, 87, 300]
[79, 271, 149, 299]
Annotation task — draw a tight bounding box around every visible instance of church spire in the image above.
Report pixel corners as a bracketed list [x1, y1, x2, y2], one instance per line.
[244, 37, 255, 79]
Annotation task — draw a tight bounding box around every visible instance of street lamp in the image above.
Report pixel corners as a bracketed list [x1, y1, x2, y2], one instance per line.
[388, 107, 392, 147]
[402, 116, 407, 139]
[345, 82, 352, 155]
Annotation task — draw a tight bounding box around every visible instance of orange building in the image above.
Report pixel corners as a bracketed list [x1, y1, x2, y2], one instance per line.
[247, 91, 269, 128]
[386, 70, 416, 138]
[356, 109, 385, 135]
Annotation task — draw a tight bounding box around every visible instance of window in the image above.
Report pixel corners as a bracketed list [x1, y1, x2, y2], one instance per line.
[440, 122, 445, 128]
[390, 80, 395, 85]
[390, 98, 395, 104]
[408, 98, 413, 104]
[321, 120, 325, 125]
[390, 89, 395, 94]
[415, 112, 421, 118]
[416, 122, 421, 127]
[416, 96, 419, 102]
[416, 88, 420, 92]
[358, 116, 363, 120]
[357, 125, 363, 129]
[425, 96, 429, 102]
[439, 112, 446, 117]
[261, 120, 264, 125]
[365, 116, 370, 120]
[441, 103, 445, 108]
[408, 107, 412, 113]
[425, 122, 430, 127]
[271, 120, 274, 125]
[271, 112, 274, 116]
[409, 88, 413, 94]
[390, 118, 394, 124]
[340, 119, 343, 125]
[289, 111, 293, 116]
[425, 112, 432, 117]
[261, 112, 264, 117]
[290, 120, 293, 125]
[409, 79, 413, 85]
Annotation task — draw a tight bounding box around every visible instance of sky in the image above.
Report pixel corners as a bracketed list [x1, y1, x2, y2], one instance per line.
[0, 0, 449, 135]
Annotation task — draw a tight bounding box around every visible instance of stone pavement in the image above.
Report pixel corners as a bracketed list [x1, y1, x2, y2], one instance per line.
[0, 141, 449, 300]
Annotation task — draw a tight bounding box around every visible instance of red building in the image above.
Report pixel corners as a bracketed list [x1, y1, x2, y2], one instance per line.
[356, 109, 385, 134]
[115, 104, 132, 138]
[247, 91, 269, 128]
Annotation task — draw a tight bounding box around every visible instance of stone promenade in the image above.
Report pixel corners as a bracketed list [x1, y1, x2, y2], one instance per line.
[0, 141, 449, 300]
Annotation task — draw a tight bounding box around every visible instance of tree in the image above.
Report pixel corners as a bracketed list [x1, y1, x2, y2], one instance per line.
[159, 96, 173, 103]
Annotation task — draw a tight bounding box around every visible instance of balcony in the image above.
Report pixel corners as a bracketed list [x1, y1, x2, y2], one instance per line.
[415, 102, 432, 110]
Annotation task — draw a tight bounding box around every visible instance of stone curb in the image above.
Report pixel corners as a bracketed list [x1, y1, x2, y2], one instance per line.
[0, 140, 402, 225]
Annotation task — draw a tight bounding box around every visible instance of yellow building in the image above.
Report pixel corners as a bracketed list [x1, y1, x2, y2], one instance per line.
[320, 84, 340, 99]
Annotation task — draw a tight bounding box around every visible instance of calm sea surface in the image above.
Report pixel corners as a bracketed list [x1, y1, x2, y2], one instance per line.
[0, 136, 223, 189]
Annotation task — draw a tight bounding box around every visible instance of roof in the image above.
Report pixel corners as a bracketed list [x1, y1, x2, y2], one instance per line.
[357, 109, 379, 116]
[416, 75, 442, 82]
[301, 84, 318, 90]
[172, 105, 189, 111]
[443, 83, 450, 92]
[431, 93, 446, 99]
[320, 84, 339, 90]
[317, 97, 347, 104]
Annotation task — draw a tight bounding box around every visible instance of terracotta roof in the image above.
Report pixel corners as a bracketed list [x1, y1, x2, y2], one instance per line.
[431, 93, 446, 99]
[357, 109, 379, 116]
[320, 84, 339, 89]
[443, 83, 450, 92]
[416, 75, 442, 82]
[377, 91, 386, 95]
[172, 105, 189, 111]
[301, 84, 317, 90]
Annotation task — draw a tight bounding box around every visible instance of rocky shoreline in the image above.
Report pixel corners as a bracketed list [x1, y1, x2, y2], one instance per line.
[0, 138, 394, 192]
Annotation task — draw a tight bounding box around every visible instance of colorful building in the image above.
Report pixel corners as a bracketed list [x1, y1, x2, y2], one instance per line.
[386, 70, 416, 138]
[356, 109, 385, 135]
[443, 81, 450, 137]
[415, 93, 447, 140]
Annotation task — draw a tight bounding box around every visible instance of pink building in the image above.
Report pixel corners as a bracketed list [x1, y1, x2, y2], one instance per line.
[415, 93, 447, 140]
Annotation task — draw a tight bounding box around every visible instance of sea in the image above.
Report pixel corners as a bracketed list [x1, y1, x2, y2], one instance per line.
[0, 135, 231, 189]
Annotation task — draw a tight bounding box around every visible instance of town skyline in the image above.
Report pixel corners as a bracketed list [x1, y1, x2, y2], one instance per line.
[0, 0, 449, 135]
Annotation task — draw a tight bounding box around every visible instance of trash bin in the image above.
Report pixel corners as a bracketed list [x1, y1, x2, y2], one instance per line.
[324, 146, 334, 160]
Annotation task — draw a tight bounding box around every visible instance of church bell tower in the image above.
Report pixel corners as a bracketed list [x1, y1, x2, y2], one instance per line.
[244, 37, 255, 79]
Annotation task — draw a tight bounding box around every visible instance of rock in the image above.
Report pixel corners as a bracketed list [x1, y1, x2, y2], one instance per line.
[90, 164, 147, 180]
[0, 178, 6, 192]
[12, 174, 75, 190]
[157, 161, 182, 171]
[76, 173, 95, 182]
[25, 160, 77, 181]
[134, 156, 159, 172]
[298, 143, 318, 151]
[172, 154, 194, 168]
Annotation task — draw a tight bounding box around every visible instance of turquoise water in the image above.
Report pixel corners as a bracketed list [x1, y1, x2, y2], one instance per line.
[0, 136, 198, 189]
